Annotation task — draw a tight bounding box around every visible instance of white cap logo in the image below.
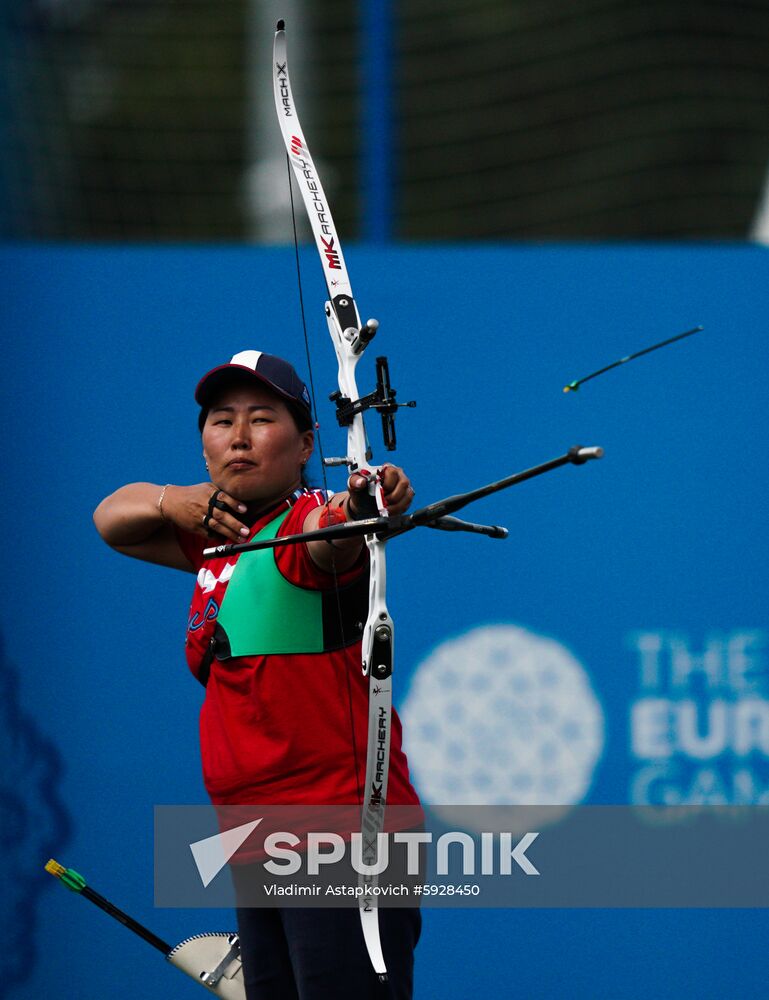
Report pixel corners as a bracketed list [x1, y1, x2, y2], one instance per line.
[229, 349, 263, 371]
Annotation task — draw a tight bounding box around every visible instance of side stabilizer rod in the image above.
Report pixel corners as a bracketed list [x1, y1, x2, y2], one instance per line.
[423, 516, 508, 538]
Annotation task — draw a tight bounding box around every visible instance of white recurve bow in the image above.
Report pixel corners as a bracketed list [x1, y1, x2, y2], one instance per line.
[272, 18, 405, 981]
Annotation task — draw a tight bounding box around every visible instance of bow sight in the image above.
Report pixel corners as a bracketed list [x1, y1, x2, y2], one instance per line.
[328, 323, 416, 454]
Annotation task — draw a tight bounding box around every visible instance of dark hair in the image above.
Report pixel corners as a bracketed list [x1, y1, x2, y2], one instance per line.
[288, 406, 314, 435]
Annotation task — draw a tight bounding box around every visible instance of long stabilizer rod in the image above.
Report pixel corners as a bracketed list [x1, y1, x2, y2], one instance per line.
[202, 445, 603, 559]
[408, 446, 604, 526]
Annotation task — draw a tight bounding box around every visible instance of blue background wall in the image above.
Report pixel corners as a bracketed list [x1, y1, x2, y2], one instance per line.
[3, 244, 768, 999]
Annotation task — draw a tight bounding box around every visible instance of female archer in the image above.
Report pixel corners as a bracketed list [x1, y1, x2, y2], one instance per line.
[94, 350, 422, 1000]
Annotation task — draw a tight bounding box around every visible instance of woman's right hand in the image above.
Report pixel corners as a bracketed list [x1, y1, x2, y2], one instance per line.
[94, 481, 252, 571]
[162, 483, 251, 542]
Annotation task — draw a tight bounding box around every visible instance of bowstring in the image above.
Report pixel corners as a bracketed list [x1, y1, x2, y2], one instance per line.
[284, 154, 363, 806]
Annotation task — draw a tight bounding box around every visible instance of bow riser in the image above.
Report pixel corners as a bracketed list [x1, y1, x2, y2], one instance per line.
[330, 297, 394, 974]
[324, 305, 377, 477]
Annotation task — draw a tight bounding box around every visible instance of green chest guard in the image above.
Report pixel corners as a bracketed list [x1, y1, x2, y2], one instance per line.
[214, 508, 368, 658]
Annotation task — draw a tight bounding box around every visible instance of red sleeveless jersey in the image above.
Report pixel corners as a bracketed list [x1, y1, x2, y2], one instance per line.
[176, 490, 420, 810]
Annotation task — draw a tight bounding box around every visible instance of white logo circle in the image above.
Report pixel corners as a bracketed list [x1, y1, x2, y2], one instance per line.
[401, 624, 604, 809]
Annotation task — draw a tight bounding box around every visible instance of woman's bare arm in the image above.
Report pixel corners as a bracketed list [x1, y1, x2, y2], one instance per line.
[94, 482, 249, 571]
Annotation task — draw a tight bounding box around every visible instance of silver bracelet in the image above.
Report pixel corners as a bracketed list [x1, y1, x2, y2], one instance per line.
[157, 484, 171, 521]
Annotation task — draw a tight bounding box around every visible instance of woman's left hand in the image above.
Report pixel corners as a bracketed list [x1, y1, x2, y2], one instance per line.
[305, 466, 414, 571]
[349, 465, 415, 516]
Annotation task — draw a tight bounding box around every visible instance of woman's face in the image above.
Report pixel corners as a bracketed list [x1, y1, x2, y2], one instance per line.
[201, 380, 313, 503]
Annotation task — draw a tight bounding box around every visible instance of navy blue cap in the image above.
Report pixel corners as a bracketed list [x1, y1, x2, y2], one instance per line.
[195, 350, 312, 431]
